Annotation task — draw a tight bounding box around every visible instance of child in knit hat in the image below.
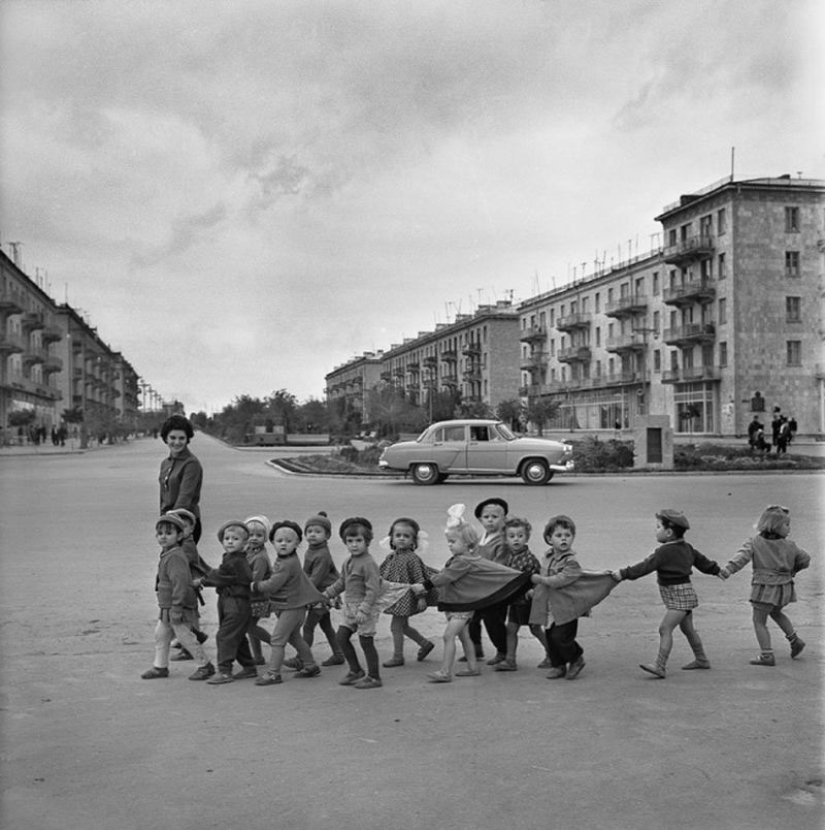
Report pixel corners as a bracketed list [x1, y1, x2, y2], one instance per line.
[244, 515, 274, 665]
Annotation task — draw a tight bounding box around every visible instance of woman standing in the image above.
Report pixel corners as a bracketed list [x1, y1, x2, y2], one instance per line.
[159, 414, 204, 542]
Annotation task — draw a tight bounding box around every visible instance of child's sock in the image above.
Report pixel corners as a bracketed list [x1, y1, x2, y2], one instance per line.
[359, 635, 381, 680]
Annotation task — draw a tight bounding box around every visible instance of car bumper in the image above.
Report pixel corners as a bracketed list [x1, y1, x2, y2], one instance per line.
[548, 460, 575, 473]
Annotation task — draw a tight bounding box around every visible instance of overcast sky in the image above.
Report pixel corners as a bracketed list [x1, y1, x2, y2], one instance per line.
[1, 0, 822, 414]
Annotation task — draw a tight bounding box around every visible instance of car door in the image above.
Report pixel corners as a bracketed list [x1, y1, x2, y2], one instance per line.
[465, 424, 510, 473]
[430, 424, 468, 472]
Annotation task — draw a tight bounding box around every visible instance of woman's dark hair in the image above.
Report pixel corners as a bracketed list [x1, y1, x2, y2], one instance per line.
[161, 414, 194, 442]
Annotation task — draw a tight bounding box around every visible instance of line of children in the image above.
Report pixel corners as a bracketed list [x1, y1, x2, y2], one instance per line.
[144, 502, 812, 688]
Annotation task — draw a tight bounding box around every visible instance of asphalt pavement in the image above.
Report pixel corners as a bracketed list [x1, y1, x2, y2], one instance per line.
[1, 434, 822, 830]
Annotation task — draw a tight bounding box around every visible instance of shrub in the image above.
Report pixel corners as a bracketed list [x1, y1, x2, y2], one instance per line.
[571, 436, 634, 471]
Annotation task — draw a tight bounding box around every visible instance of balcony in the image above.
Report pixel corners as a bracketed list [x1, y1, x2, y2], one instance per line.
[664, 235, 714, 265]
[20, 312, 46, 332]
[423, 355, 438, 367]
[0, 331, 25, 353]
[555, 312, 592, 332]
[462, 342, 481, 357]
[380, 370, 392, 382]
[41, 324, 63, 343]
[441, 374, 459, 388]
[662, 323, 716, 346]
[463, 365, 482, 381]
[407, 361, 420, 373]
[440, 348, 457, 362]
[557, 346, 592, 363]
[42, 356, 64, 374]
[662, 366, 721, 384]
[0, 290, 24, 314]
[22, 347, 47, 365]
[605, 335, 647, 353]
[520, 352, 547, 372]
[605, 294, 648, 319]
[392, 366, 405, 378]
[519, 323, 547, 342]
[597, 370, 650, 387]
[662, 278, 716, 306]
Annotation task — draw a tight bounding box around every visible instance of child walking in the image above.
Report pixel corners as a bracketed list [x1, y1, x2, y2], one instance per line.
[194, 520, 258, 685]
[720, 505, 811, 666]
[244, 515, 274, 665]
[495, 517, 548, 672]
[378, 517, 436, 667]
[467, 497, 510, 664]
[252, 520, 325, 687]
[301, 511, 345, 667]
[613, 509, 721, 679]
[413, 504, 532, 683]
[141, 514, 215, 681]
[322, 518, 385, 690]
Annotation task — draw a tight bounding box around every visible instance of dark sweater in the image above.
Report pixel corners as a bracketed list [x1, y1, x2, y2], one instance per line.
[203, 550, 253, 598]
[619, 540, 720, 585]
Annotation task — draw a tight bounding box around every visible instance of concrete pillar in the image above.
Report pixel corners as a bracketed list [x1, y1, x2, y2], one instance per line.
[633, 414, 674, 470]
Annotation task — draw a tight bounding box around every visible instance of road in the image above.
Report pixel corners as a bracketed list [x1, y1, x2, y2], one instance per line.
[1, 433, 822, 830]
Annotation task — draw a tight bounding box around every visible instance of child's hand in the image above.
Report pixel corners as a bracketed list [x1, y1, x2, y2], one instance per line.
[355, 609, 368, 625]
[410, 583, 425, 595]
[717, 568, 729, 580]
[610, 571, 623, 582]
[191, 578, 203, 589]
[530, 574, 542, 585]
[526, 589, 534, 599]
[416, 597, 428, 613]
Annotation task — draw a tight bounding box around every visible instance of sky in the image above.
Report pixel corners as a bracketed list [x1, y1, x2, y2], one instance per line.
[1, 0, 822, 415]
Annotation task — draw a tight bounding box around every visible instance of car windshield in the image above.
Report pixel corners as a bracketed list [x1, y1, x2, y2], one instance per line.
[495, 423, 516, 440]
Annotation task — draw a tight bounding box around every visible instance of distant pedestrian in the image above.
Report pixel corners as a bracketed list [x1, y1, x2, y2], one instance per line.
[141, 514, 214, 681]
[612, 509, 720, 679]
[775, 417, 791, 455]
[788, 416, 798, 445]
[719, 505, 810, 666]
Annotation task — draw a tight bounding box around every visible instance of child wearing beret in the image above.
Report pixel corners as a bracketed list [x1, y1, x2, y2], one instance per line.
[612, 509, 721, 679]
[141, 514, 215, 681]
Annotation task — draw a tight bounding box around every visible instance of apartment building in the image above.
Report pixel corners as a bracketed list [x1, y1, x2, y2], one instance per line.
[519, 175, 825, 436]
[325, 351, 385, 424]
[326, 301, 521, 424]
[0, 249, 64, 435]
[1, 248, 142, 441]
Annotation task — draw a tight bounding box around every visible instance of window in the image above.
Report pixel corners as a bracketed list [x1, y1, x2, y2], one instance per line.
[786, 341, 802, 366]
[652, 272, 659, 295]
[670, 351, 678, 371]
[717, 208, 727, 235]
[680, 223, 691, 242]
[560, 304, 565, 318]
[595, 293, 601, 313]
[550, 339, 555, 356]
[786, 296, 801, 323]
[719, 341, 727, 367]
[785, 206, 800, 233]
[607, 288, 614, 304]
[653, 310, 660, 335]
[654, 349, 661, 372]
[701, 258, 712, 279]
[608, 322, 614, 339]
[550, 309, 555, 326]
[539, 311, 546, 326]
[550, 368, 556, 382]
[785, 251, 800, 277]
[718, 298, 727, 325]
[595, 327, 601, 347]
[700, 215, 713, 239]
[718, 253, 727, 280]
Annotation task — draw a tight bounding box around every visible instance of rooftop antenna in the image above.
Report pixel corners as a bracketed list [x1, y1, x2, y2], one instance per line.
[8, 241, 23, 267]
[730, 146, 735, 181]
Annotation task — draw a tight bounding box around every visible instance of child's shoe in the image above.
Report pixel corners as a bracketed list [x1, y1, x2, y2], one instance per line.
[545, 666, 566, 679]
[494, 660, 517, 672]
[566, 657, 586, 680]
[536, 657, 553, 669]
[382, 656, 405, 668]
[140, 666, 169, 679]
[749, 653, 776, 666]
[283, 657, 304, 671]
[339, 669, 366, 686]
[790, 637, 806, 658]
[294, 665, 321, 678]
[233, 666, 258, 680]
[426, 670, 452, 683]
[486, 653, 507, 666]
[455, 667, 481, 677]
[170, 649, 194, 661]
[640, 663, 666, 678]
[255, 671, 282, 686]
[252, 656, 266, 666]
[206, 672, 235, 685]
[188, 662, 216, 681]
[321, 654, 345, 667]
[353, 676, 383, 690]
[682, 659, 711, 670]
[417, 640, 435, 661]
[194, 630, 209, 645]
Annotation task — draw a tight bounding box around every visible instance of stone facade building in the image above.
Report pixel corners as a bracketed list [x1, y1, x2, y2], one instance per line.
[519, 175, 825, 436]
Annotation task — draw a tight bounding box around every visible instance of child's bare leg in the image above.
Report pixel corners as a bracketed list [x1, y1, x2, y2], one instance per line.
[388, 616, 406, 662]
[679, 611, 710, 669]
[768, 606, 794, 639]
[440, 619, 462, 675]
[752, 604, 772, 652]
[504, 622, 519, 664]
[641, 610, 685, 677]
[458, 623, 478, 672]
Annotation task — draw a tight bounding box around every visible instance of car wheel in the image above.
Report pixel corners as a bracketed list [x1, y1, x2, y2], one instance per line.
[520, 459, 552, 485]
[411, 463, 441, 485]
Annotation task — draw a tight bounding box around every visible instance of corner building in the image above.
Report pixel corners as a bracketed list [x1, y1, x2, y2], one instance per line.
[519, 176, 825, 436]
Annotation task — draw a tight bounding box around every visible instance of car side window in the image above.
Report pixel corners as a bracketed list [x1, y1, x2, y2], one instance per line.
[470, 426, 491, 442]
[443, 426, 465, 442]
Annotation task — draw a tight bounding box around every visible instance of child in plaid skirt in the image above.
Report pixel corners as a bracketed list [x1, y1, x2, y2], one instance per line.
[612, 509, 721, 679]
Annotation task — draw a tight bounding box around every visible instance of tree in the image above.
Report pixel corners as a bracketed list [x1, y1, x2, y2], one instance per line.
[266, 389, 298, 433]
[456, 399, 492, 419]
[8, 408, 36, 427]
[294, 397, 329, 433]
[366, 385, 427, 438]
[496, 398, 524, 431]
[525, 397, 561, 436]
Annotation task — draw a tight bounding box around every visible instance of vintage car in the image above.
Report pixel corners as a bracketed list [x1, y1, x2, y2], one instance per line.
[378, 419, 574, 485]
